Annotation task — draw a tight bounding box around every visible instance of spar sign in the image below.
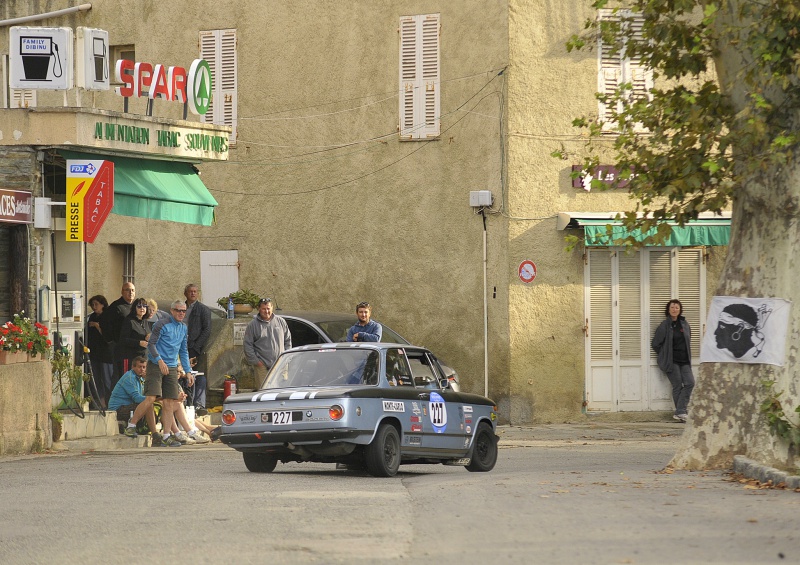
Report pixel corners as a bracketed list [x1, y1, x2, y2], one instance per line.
[66, 160, 114, 243]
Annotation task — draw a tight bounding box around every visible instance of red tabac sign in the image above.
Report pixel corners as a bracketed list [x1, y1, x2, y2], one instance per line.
[66, 159, 114, 243]
[0, 190, 33, 224]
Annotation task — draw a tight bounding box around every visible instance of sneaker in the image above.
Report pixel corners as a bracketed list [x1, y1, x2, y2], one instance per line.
[161, 435, 183, 447]
[189, 432, 210, 444]
[123, 426, 138, 438]
[196, 408, 208, 417]
[150, 433, 163, 447]
[174, 432, 196, 445]
[673, 414, 688, 422]
[210, 427, 222, 442]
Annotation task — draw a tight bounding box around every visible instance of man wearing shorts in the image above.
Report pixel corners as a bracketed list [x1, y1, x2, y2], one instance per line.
[145, 299, 197, 447]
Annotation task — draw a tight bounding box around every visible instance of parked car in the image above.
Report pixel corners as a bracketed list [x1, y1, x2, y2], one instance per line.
[220, 343, 498, 477]
[278, 311, 461, 391]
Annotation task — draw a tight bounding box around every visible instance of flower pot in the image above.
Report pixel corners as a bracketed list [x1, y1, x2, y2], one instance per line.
[0, 350, 25, 365]
[233, 304, 253, 315]
[51, 419, 62, 442]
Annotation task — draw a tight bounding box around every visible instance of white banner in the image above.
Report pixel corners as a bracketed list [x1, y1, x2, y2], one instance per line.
[700, 296, 792, 366]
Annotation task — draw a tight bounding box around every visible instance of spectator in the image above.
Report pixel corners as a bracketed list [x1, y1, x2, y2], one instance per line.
[145, 298, 170, 328]
[110, 355, 158, 438]
[86, 295, 114, 408]
[116, 298, 150, 377]
[101, 281, 136, 389]
[346, 302, 382, 342]
[243, 297, 292, 383]
[143, 299, 206, 447]
[182, 283, 212, 415]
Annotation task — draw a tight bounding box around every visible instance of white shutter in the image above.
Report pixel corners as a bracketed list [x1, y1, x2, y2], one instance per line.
[597, 10, 621, 126]
[647, 249, 673, 358]
[399, 14, 440, 140]
[589, 250, 613, 361]
[618, 252, 641, 360]
[678, 249, 702, 359]
[10, 89, 37, 108]
[200, 29, 237, 145]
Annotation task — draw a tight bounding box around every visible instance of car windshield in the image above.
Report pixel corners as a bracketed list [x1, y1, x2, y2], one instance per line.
[263, 349, 380, 389]
[316, 320, 409, 344]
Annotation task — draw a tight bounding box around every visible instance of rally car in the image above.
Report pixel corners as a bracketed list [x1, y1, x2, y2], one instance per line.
[220, 343, 498, 477]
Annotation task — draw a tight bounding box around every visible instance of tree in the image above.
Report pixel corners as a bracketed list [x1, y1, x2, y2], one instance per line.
[563, 0, 800, 470]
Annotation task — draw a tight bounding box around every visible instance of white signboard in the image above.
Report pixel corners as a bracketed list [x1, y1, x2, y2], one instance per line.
[76, 27, 109, 91]
[700, 296, 792, 366]
[9, 26, 73, 90]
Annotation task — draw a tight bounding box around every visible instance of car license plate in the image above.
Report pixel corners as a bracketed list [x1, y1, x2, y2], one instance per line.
[271, 411, 292, 425]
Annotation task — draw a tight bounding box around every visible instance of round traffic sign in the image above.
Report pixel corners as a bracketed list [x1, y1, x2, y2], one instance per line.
[519, 260, 537, 283]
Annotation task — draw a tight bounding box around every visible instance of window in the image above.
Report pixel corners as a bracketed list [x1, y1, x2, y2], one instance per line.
[597, 10, 652, 131]
[399, 13, 440, 140]
[110, 45, 135, 84]
[200, 29, 237, 145]
[285, 319, 325, 347]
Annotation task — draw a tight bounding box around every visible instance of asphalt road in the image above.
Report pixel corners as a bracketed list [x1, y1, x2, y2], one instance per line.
[1, 424, 798, 564]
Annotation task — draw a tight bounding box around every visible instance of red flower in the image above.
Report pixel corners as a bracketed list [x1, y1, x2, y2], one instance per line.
[26, 342, 33, 350]
[46, 340, 52, 346]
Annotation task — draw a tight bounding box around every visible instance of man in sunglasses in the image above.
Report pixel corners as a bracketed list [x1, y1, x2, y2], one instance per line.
[346, 302, 382, 342]
[101, 281, 136, 387]
[243, 298, 292, 383]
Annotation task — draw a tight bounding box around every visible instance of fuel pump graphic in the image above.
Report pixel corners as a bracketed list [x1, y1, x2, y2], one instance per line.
[19, 35, 62, 80]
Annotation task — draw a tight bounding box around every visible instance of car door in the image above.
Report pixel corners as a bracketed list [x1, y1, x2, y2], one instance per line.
[407, 350, 467, 454]
[284, 318, 327, 347]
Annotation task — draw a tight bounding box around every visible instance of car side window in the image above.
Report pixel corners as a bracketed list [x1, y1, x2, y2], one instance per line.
[285, 319, 324, 346]
[407, 352, 441, 389]
[385, 348, 413, 386]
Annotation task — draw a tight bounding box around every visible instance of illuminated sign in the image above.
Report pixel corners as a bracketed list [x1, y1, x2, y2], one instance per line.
[66, 159, 114, 242]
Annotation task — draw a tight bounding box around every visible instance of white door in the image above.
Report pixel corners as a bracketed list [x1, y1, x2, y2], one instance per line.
[200, 250, 239, 311]
[585, 247, 704, 412]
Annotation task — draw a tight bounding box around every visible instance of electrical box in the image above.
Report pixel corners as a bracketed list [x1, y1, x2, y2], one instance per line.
[469, 190, 493, 207]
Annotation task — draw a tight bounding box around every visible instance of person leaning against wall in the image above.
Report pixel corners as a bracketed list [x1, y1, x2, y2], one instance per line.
[651, 299, 695, 423]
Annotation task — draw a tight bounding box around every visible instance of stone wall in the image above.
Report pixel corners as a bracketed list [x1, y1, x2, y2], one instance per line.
[0, 359, 51, 455]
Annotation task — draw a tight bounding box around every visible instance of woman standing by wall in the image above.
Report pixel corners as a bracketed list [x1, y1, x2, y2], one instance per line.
[117, 298, 151, 379]
[87, 295, 114, 408]
[652, 299, 695, 422]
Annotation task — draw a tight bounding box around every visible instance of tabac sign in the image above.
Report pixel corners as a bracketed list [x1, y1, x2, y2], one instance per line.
[66, 160, 114, 243]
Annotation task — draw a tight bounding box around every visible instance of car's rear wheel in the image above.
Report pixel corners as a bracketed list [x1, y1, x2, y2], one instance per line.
[243, 452, 278, 473]
[466, 422, 497, 472]
[365, 424, 401, 477]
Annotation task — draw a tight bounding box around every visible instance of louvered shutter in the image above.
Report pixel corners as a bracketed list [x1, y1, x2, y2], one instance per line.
[589, 250, 613, 361]
[647, 249, 673, 358]
[678, 249, 702, 359]
[10, 89, 36, 108]
[399, 14, 440, 140]
[598, 10, 621, 126]
[618, 251, 641, 360]
[200, 29, 237, 145]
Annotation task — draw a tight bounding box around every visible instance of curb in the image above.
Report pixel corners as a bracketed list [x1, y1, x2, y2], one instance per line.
[733, 455, 800, 489]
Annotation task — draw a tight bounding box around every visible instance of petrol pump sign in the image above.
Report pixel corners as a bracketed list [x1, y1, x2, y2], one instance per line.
[66, 159, 114, 243]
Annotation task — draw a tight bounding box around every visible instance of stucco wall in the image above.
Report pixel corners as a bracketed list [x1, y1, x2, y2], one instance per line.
[0, 359, 51, 454]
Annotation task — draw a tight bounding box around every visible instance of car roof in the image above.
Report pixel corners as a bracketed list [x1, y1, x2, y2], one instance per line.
[288, 342, 428, 353]
[276, 311, 357, 323]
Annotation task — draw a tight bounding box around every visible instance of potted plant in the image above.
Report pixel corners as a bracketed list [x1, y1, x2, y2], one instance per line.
[51, 347, 89, 412]
[0, 312, 51, 363]
[216, 289, 262, 314]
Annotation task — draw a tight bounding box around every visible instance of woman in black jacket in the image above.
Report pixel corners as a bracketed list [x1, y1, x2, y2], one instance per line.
[116, 298, 151, 377]
[651, 299, 695, 422]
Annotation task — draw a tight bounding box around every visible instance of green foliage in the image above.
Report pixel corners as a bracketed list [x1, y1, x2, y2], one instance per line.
[51, 347, 89, 410]
[563, 0, 800, 247]
[760, 380, 800, 448]
[216, 289, 262, 309]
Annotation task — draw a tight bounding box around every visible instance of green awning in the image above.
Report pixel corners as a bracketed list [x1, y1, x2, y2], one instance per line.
[60, 150, 217, 226]
[582, 219, 729, 247]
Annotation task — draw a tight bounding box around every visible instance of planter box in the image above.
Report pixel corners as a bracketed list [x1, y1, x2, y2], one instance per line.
[0, 360, 51, 454]
[0, 350, 27, 365]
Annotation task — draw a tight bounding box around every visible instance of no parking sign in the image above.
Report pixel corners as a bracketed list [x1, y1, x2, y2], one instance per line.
[518, 260, 537, 283]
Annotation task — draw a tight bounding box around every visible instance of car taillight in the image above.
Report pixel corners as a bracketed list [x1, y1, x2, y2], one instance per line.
[222, 410, 236, 425]
[329, 405, 344, 420]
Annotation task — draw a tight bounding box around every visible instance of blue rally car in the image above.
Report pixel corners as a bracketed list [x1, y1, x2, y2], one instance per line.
[220, 343, 498, 477]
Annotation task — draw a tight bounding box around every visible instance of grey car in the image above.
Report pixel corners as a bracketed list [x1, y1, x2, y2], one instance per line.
[220, 343, 498, 477]
[279, 311, 461, 391]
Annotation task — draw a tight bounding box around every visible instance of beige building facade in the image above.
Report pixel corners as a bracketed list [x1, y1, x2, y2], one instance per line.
[0, 1, 726, 425]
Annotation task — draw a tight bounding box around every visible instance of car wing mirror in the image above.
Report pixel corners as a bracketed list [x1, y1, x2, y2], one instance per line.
[439, 378, 450, 389]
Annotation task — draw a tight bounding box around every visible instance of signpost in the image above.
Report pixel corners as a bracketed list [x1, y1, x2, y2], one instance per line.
[66, 159, 114, 243]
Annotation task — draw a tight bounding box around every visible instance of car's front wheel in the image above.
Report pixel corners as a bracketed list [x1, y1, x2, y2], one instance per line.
[466, 422, 498, 472]
[243, 452, 278, 473]
[365, 423, 401, 477]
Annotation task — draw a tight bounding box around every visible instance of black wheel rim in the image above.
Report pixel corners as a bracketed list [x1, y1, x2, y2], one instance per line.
[475, 431, 490, 462]
[384, 434, 398, 467]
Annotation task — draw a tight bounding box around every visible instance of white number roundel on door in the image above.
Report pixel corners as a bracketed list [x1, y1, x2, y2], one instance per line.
[429, 391, 447, 433]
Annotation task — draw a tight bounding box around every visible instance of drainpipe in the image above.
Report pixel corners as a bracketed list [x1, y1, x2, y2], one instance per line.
[0, 4, 92, 27]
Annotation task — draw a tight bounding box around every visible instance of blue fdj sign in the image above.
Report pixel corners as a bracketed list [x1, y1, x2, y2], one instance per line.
[69, 163, 96, 175]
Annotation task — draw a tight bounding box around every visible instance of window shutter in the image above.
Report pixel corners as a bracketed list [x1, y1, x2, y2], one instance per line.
[648, 250, 672, 358]
[10, 89, 37, 108]
[598, 10, 621, 126]
[399, 14, 440, 140]
[677, 249, 702, 359]
[589, 250, 613, 361]
[200, 29, 237, 145]
[618, 252, 641, 360]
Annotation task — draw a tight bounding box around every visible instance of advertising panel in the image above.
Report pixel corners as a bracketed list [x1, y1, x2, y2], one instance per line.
[66, 159, 114, 243]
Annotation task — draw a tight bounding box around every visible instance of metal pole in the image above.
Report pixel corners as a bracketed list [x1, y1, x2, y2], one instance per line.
[0, 4, 92, 27]
[482, 210, 489, 398]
